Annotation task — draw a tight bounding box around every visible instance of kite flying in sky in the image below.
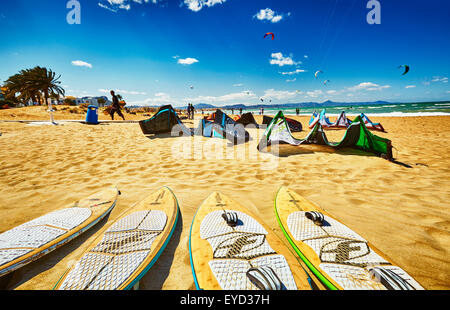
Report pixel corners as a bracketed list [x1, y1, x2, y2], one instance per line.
[264, 32, 275, 40]
[398, 65, 410, 75]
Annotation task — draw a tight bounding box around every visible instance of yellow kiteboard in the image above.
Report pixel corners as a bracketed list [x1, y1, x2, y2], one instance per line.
[53, 187, 179, 290]
[275, 186, 424, 290]
[0, 186, 119, 277]
[189, 192, 313, 290]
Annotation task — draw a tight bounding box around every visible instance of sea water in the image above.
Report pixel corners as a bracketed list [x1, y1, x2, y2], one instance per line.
[223, 101, 450, 117]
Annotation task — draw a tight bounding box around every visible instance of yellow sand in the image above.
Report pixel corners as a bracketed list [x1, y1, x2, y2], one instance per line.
[0, 106, 449, 290]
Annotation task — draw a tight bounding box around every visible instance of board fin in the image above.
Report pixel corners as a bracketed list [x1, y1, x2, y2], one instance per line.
[246, 266, 284, 290]
[221, 211, 239, 227]
[305, 211, 325, 226]
[369, 267, 416, 290]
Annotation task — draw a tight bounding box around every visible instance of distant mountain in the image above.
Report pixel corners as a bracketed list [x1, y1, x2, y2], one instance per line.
[193, 103, 216, 109]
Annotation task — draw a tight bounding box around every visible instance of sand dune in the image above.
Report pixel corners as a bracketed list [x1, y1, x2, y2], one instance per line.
[0, 110, 449, 290]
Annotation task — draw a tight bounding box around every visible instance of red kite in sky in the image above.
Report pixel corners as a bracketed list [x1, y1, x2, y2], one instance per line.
[264, 32, 274, 40]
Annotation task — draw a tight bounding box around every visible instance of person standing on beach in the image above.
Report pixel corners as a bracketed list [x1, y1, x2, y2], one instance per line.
[190, 104, 195, 120]
[109, 90, 125, 120]
[187, 103, 192, 119]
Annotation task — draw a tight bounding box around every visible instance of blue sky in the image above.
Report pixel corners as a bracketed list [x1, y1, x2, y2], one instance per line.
[0, 0, 449, 107]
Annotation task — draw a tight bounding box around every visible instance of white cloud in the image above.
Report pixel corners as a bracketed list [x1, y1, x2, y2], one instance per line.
[177, 57, 199, 65]
[326, 90, 337, 94]
[184, 0, 227, 12]
[233, 83, 243, 87]
[98, 88, 146, 95]
[71, 60, 93, 68]
[254, 8, 286, 23]
[185, 91, 256, 103]
[432, 76, 448, 83]
[305, 90, 323, 98]
[280, 69, 306, 75]
[98, 3, 118, 12]
[347, 82, 391, 92]
[269, 53, 301, 67]
[98, 0, 157, 12]
[129, 92, 178, 106]
[262, 89, 297, 100]
[405, 85, 416, 89]
[286, 78, 296, 83]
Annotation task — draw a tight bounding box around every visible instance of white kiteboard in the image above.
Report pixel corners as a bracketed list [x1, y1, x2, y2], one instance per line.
[0, 186, 119, 277]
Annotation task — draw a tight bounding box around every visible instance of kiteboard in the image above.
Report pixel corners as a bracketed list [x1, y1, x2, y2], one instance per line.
[53, 187, 179, 290]
[0, 186, 119, 277]
[189, 192, 312, 290]
[274, 186, 424, 290]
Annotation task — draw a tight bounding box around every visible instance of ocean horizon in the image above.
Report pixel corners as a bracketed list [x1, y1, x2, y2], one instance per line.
[221, 101, 450, 117]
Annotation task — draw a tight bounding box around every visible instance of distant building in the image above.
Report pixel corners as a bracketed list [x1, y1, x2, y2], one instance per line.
[0, 87, 6, 101]
[62, 96, 111, 107]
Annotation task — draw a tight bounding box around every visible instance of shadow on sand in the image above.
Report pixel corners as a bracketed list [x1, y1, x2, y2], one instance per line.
[139, 210, 183, 290]
[263, 144, 413, 168]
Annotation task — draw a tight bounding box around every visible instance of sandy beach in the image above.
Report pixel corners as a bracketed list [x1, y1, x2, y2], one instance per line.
[0, 106, 449, 290]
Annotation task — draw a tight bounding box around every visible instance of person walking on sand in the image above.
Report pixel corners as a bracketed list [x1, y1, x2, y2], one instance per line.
[109, 90, 125, 120]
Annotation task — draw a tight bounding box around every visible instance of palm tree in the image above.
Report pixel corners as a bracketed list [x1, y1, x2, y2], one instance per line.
[4, 66, 65, 106]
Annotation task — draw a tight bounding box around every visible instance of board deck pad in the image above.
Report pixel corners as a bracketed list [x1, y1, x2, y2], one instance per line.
[54, 187, 178, 290]
[275, 186, 424, 290]
[0, 186, 119, 277]
[189, 192, 312, 290]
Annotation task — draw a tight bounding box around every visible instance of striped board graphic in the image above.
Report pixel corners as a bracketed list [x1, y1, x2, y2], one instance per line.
[274, 186, 424, 290]
[53, 187, 179, 290]
[189, 192, 312, 290]
[0, 186, 119, 277]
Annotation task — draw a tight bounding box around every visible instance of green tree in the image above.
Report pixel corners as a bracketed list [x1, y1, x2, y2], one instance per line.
[4, 66, 65, 106]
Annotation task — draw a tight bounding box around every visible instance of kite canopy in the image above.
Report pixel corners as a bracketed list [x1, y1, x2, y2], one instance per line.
[323, 79, 330, 85]
[264, 32, 275, 40]
[258, 111, 392, 160]
[309, 110, 351, 129]
[314, 70, 323, 79]
[195, 109, 250, 144]
[398, 65, 410, 75]
[309, 110, 333, 128]
[359, 113, 385, 132]
[235, 112, 260, 128]
[263, 115, 302, 132]
[139, 105, 193, 136]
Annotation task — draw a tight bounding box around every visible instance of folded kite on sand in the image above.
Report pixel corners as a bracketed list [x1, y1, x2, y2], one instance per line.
[309, 110, 351, 129]
[139, 105, 193, 136]
[258, 111, 393, 160]
[309, 110, 385, 132]
[263, 115, 302, 132]
[359, 113, 385, 132]
[195, 109, 250, 144]
[235, 112, 260, 128]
